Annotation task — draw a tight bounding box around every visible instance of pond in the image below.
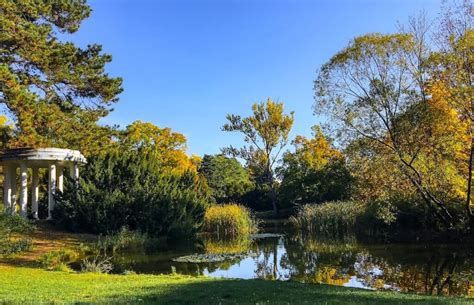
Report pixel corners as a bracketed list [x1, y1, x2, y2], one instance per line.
[106, 227, 474, 297]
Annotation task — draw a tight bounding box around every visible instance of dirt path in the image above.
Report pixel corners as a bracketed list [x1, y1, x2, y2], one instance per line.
[0, 221, 96, 267]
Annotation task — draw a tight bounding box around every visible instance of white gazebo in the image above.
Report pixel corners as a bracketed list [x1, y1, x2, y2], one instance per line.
[0, 148, 86, 219]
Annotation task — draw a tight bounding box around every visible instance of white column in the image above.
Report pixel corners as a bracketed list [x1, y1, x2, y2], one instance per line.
[70, 162, 79, 186]
[3, 165, 11, 212]
[73, 162, 79, 180]
[19, 163, 28, 217]
[31, 167, 39, 220]
[47, 163, 56, 220]
[57, 167, 64, 193]
[10, 166, 17, 215]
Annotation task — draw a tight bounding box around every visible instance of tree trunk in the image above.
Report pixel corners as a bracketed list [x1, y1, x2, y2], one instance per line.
[397, 161, 454, 229]
[270, 185, 279, 216]
[267, 166, 279, 216]
[467, 129, 474, 233]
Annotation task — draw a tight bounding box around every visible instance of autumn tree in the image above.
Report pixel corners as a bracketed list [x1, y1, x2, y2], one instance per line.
[278, 126, 353, 206]
[314, 30, 468, 229]
[430, 0, 474, 229]
[119, 121, 199, 175]
[222, 98, 294, 214]
[0, 0, 122, 154]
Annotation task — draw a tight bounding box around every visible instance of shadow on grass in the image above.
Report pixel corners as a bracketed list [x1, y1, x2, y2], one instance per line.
[105, 278, 472, 305]
[0, 221, 96, 268]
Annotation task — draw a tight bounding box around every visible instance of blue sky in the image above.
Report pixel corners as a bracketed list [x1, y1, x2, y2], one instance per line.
[70, 0, 440, 156]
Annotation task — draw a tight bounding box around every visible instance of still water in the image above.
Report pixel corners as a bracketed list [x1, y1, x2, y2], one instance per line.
[109, 229, 474, 297]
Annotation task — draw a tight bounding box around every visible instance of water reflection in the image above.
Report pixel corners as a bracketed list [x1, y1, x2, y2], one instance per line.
[111, 233, 474, 296]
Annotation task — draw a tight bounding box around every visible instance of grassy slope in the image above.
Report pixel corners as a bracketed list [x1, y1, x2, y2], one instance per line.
[0, 221, 96, 268]
[0, 265, 472, 305]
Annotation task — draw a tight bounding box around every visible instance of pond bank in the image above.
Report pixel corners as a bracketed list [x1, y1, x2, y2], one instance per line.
[0, 265, 471, 304]
[1, 223, 473, 303]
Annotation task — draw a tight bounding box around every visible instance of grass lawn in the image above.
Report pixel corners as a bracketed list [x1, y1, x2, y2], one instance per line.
[0, 265, 472, 305]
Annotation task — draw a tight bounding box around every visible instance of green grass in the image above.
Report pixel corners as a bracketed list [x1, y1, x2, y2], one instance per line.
[0, 266, 471, 304]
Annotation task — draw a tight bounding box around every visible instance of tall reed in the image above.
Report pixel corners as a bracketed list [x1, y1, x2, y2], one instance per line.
[203, 204, 258, 237]
[290, 201, 362, 237]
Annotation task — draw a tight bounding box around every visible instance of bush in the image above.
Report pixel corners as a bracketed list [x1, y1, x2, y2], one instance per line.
[240, 186, 273, 211]
[0, 212, 33, 255]
[94, 227, 148, 254]
[203, 204, 258, 237]
[80, 255, 113, 273]
[356, 195, 466, 240]
[54, 148, 210, 238]
[279, 159, 354, 209]
[38, 250, 77, 272]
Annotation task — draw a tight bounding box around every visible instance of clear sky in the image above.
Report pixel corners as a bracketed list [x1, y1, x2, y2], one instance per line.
[69, 0, 441, 156]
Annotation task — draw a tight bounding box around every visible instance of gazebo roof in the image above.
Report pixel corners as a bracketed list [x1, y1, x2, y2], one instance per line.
[0, 148, 87, 166]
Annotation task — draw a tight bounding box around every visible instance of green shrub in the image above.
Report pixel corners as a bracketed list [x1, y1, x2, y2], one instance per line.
[94, 227, 148, 254]
[1, 238, 32, 255]
[203, 204, 258, 237]
[0, 212, 33, 255]
[355, 195, 465, 240]
[38, 250, 77, 272]
[355, 199, 398, 239]
[279, 158, 354, 208]
[54, 148, 210, 238]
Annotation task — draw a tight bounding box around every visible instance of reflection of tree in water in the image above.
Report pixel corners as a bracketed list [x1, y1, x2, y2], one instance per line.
[424, 252, 459, 295]
[362, 251, 472, 296]
[279, 234, 357, 285]
[254, 237, 282, 279]
[274, 234, 473, 296]
[127, 232, 473, 296]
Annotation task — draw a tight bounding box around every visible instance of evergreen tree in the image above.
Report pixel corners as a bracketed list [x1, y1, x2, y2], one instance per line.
[1, 0, 122, 154]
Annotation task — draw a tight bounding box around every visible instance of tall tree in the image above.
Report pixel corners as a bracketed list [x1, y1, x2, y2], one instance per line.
[430, 0, 474, 229]
[314, 31, 467, 229]
[222, 98, 294, 214]
[0, 0, 122, 154]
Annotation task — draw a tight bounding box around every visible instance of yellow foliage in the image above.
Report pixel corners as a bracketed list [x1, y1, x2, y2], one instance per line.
[425, 81, 470, 199]
[122, 121, 198, 175]
[292, 125, 342, 170]
[0, 116, 9, 127]
[249, 99, 294, 149]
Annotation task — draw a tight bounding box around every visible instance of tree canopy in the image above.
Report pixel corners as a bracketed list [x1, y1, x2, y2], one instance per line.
[199, 154, 254, 204]
[314, 3, 473, 230]
[1, 0, 122, 154]
[222, 98, 294, 213]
